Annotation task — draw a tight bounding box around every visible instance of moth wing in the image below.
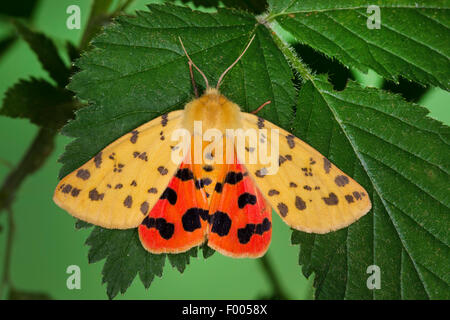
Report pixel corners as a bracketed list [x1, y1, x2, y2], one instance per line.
[53, 111, 184, 229]
[207, 154, 272, 258]
[138, 159, 209, 254]
[240, 112, 371, 234]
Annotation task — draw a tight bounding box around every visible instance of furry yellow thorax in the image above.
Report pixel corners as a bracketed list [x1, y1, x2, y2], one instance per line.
[182, 88, 242, 133]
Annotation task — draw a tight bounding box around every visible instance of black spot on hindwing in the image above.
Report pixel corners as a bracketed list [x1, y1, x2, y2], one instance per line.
[237, 218, 271, 244]
[182, 208, 209, 232]
[175, 168, 194, 181]
[214, 183, 223, 193]
[141, 216, 174, 240]
[160, 187, 177, 205]
[237, 192, 257, 209]
[224, 171, 243, 185]
[210, 211, 232, 236]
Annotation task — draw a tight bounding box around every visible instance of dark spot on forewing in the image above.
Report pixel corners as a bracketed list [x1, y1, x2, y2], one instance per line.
[255, 168, 268, 178]
[89, 188, 104, 201]
[268, 189, 279, 196]
[158, 166, 168, 175]
[137, 152, 148, 161]
[76, 169, 90, 180]
[345, 195, 354, 203]
[140, 201, 149, 215]
[353, 191, 362, 200]
[123, 195, 132, 208]
[62, 184, 72, 194]
[94, 152, 102, 168]
[323, 158, 331, 174]
[71, 188, 81, 197]
[277, 203, 288, 217]
[257, 117, 265, 129]
[335, 175, 349, 187]
[295, 196, 306, 210]
[322, 192, 338, 205]
[130, 130, 139, 144]
[286, 134, 295, 149]
[161, 114, 168, 127]
[148, 187, 157, 194]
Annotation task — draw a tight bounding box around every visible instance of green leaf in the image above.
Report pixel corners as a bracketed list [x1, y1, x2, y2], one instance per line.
[75, 219, 93, 229]
[61, 3, 296, 298]
[292, 74, 449, 299]
[268, 0, 450, 90]
[168, 247, 198, 273]
[14, 21, 70, 87]
[61, 3, 295, 178]
[85, 226, 205, 299]
[1, 78, 75, 129]
[201, 242, 216, 259]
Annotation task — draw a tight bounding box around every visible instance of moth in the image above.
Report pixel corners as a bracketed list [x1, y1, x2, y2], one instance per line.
[54, 36, 371, 258]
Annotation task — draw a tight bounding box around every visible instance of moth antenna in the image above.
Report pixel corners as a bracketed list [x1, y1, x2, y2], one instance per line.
[251, 100, 272, 114]
[216, 34, 256, 90]
[178, 36, 210, 89]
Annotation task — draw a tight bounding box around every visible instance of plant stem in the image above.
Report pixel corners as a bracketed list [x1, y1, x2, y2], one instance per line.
[0, 1, 128, 299]
[258, 254, 290, 300]
[0, 207, 15, 299]
[0, 128, 56, 215]
[266, 25, 315, 83]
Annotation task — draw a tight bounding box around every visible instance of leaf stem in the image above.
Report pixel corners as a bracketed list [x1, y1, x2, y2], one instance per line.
[266, 26, 315, 83]
[258, 254, 290, 300]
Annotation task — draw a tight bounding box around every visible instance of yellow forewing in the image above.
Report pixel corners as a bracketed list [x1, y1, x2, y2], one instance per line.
[53, 111, 184, 229]
[240, 113, 371, 234]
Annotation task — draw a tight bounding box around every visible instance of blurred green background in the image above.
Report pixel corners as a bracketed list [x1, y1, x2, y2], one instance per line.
[0, 0, 448, 300]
